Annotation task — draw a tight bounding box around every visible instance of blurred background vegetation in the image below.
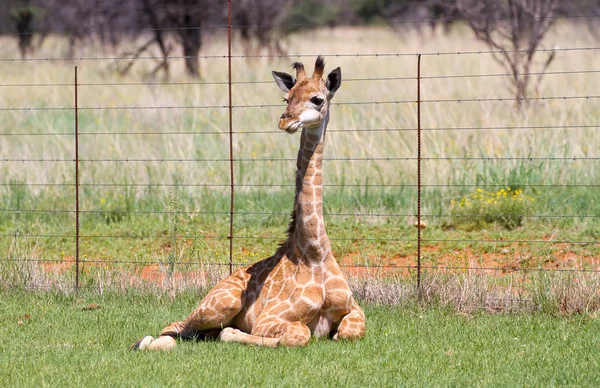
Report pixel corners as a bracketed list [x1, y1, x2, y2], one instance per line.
[2, 1, 600, 75]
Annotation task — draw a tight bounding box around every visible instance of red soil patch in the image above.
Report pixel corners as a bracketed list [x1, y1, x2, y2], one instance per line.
[42, 256, 76, 274]
[340, 252, 416, 278]
[340, 242, 600, 279]
[137, 265, 207, 285]
[40, 238, 600, 282]
[42, 258, 207, 286]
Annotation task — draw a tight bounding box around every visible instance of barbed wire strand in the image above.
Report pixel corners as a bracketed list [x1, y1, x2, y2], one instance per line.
[2, 69, 599, 88]
[0, 233, 597, 245]
[2, 124, 597, 137]
[2, 46, 599, 62]
[1, 156, 598, 163]
[2, 257, 599, 274]
[1, 182, 599, 188]
[2, 94, 598, 112]
[1, 208, 599, 219]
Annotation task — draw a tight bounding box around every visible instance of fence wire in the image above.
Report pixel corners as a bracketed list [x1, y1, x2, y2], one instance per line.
[1, 12, 599, 297]
[3, 208, 600, 218]
[2, 124, 599, 137]
[2, 46, 600, 62]
[2, 69, 600, 88]
[2, 94, 599, 112]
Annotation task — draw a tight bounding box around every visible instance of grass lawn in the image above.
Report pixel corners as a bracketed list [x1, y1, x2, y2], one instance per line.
[2, 290, 600, 387]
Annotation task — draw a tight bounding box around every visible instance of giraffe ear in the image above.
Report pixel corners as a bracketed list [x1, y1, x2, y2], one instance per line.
[326, 67, 342, 97]
[272, 71, 296, 93]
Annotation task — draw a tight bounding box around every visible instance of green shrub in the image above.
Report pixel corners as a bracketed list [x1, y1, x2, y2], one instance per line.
[448, 187, 535, 230]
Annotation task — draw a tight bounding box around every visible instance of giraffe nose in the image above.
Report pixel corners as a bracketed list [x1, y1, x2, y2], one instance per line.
[280, 113, 292, 120]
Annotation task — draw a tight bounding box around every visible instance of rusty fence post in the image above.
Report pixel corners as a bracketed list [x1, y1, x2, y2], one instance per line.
[416, 54, 422, 297]
[74, 66, 80, 293]
[227, 0, 235, 275]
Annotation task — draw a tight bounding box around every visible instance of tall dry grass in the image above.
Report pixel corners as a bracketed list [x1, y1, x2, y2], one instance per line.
[1, 24, 598, 202]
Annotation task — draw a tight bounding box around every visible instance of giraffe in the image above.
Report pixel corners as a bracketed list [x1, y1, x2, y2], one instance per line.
[132, 56, 365, 350]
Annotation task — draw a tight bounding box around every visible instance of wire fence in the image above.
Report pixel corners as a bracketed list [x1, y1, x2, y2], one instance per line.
[1, 4, 600, 299]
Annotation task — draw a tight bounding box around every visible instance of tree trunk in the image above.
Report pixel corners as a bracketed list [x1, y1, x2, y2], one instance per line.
[180, 13, 201, 78]
[141, 0, 171, 79]
[13, 8, 34, 58]
[182, 35, 201, 77]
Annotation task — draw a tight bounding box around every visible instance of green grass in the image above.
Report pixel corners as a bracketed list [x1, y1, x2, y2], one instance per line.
[2, 290, 600, 387]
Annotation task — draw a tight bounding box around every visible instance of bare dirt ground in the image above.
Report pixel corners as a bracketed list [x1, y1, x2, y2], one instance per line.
[41, 241, 600, 287]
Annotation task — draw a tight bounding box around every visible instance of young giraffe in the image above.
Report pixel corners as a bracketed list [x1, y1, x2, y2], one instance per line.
[133, 56, 365, 350]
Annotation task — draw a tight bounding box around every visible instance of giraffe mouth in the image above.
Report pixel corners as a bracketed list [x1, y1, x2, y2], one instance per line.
[284, 121, 302, 134]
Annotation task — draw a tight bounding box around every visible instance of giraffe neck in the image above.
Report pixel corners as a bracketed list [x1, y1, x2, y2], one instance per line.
[292, 111, 331, 263]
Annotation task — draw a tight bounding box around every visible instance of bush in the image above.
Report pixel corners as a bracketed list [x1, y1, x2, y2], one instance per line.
[448, 187, 535, 230]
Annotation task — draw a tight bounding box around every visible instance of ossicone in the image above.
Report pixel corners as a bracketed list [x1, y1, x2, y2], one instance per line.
[312, 55, 325, 79]
[292, 62, 306, 79]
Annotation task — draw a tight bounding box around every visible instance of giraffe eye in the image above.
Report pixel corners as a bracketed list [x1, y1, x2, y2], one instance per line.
[310, 96, 324, 106]
[283, 97, 289, 103]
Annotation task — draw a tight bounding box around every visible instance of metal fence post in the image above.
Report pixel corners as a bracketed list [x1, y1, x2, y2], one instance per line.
[74, 66, 80, 293]
[227, 0, 235, 275]
[416, 54, 422, 297]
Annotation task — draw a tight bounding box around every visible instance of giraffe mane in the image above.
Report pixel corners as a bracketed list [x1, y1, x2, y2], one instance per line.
[277, 127, 305, 255]
[274, 207, 296, 257]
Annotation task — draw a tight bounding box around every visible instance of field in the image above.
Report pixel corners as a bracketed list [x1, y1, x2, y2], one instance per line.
[1, 21, 600, 386]
[1, 25, 600, 296]
[2, 290, 600, 386]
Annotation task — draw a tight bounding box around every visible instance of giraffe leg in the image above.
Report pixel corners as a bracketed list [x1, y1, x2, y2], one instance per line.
[132, 269, 248, 350]
[278, 322, 311, 347]
[219, 321, 311, 348]
[332, 300, 366, 341]
[218, 328, 280, 347]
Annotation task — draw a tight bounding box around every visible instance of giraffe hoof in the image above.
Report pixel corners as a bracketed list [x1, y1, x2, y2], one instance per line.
[131, 336, 154, 351]
[218, 327, 238, 342]
[147, 336, 177, 351]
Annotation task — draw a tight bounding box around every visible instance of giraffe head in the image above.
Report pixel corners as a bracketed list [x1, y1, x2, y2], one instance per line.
[272, 56, 342, 133]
